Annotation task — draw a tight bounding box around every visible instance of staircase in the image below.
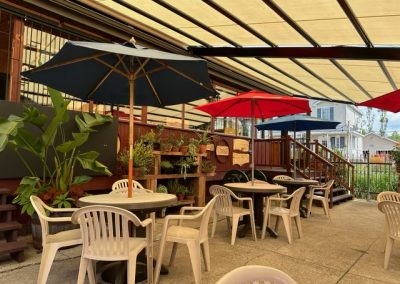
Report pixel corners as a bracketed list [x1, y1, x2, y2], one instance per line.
[0, 188, 27, 262]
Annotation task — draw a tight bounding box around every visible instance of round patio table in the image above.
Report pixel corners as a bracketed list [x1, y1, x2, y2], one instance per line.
[224, 181, 286, 238]
[272, 178, 319, 218]
[77, 192, 177, 284]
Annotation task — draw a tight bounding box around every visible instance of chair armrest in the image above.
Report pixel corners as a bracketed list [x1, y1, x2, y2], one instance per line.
[237, 197, 252, 202]
[49, 207, 79, 213]
[140, 217, 153, 227]
[179, 206, 204, 215]
[45, 216, 73, 223]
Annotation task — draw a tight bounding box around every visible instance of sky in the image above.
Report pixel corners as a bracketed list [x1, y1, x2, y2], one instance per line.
[358, 106, 400, 135]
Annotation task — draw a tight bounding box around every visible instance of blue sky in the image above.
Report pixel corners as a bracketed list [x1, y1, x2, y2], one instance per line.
[359, 106, 400, 135]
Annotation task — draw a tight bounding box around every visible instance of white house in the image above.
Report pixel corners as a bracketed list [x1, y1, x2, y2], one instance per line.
[309, 101, 364, 160]
[362, 132, 397, 157]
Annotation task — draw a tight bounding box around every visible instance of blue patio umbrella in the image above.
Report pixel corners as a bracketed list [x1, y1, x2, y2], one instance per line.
[22, 40, 215, 197]
[255, 115, 340, 177]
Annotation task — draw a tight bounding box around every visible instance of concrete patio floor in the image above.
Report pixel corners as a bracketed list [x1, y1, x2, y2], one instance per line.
[0, 199, 399, 283]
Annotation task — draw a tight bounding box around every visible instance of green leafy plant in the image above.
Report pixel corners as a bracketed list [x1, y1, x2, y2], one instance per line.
[156, 184, 168, 193]
[176, 157, 195, 179]
[196, 130, 211, 145]
[140, 130, 157, 144]
[201, 160, 216, 173]
[390, 147, 400, 164]
[0, 88, 112, 215]
[166, 179, 180, 194]
[118, 140, 154, 176]
[176, 183, 189, 195]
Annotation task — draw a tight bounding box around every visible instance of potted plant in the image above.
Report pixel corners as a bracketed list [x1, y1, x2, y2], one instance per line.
[185, 186, 195, 202]
[178, 134, 189, 153]
[166, 179, 180, 195]
[171, 135, 183, 152]
[196, 130, 211, 154]
[160, 140, 173, 152]
[176, 157, 195, 179]
[118, 140, 154, 177]
[0, 88, 112, 247]
[201, 160, 216, 174]
[156, 184, 168, 193]
[160, 160, 174, 174]
[176, 183, 188, 201]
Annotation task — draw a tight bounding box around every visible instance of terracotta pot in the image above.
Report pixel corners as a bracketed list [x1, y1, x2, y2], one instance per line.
[198, 144, 207, 154]
[177, 193, 185, 201]
[171, 146, 179, 152]
[180, 145, 189, 154]
[160, 143, 173, 152]
[133, 167, 143, 177]
[185, 195, 195, 202]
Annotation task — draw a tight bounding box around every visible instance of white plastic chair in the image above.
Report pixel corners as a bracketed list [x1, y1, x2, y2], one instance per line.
[272, 175, 294, 182]
[71, 205, 153, 284]
[209, 185, 257, 245]
[261, 187, 306, 244]
[378, 201, 400, 269]
[30, 196, 82, 284]
[306, 179, 334, 220]
[111, 179, 156, 231]
[216, 265, 297, 284]
[377, 191, 400, 202]
[154, 196, 217, 284]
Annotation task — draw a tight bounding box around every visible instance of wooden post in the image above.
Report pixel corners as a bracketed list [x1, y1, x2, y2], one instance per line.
[8, 16, 24, 102]
[141, 106, 148, 123]
[181, 104, 185, 129]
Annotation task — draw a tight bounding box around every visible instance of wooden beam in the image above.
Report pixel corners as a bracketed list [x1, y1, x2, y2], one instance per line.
[8, 16, 23, 102]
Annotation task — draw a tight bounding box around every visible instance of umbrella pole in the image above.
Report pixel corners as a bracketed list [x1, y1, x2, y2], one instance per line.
[128, 76, 135, 198]
[251, 100, 255, 186]
[293, 131, 297, 178]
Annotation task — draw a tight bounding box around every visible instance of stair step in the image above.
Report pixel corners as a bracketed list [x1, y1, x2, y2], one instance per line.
[0, 222, 22, 232]
[0, 204, 16, 212]
[0, 188, 11, 195]
[314, 187, 348, 196]
[0, 241, 27, 254]
[331, 194, 353, 204]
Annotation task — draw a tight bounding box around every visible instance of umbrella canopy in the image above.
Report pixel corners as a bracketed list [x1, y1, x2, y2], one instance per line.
[358, 89, 400, 113]
[256, 115, 339, 178]
[255, 114, 340, 131]
[195, 90, 311, 184]
[22, 41, 215, 197]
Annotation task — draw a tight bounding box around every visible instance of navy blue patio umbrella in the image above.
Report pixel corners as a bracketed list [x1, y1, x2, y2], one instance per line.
[22, 40, 216, 197]
[255, 115, 340, 177]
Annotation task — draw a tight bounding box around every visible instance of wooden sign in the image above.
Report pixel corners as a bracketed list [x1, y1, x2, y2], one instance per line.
[216, 145, 229, 156]
[233, 153, 249, 166]
[233, 139, 249, 152]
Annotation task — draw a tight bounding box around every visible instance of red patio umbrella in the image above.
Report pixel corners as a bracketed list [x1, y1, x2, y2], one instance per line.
[358, 89, 400, 112]
[195, 90, 311, 184]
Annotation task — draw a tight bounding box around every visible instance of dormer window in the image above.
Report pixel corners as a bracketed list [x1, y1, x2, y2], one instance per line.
[317, 107, 334, 121]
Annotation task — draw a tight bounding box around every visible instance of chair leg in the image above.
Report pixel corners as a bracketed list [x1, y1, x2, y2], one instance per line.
[77, 256, 89, 284]
[294, 215, 302, 238]
[37, 244, 58, 284]
[384, 237, 394, 269]
[169, 242, 178, 266]
[231, 215, 240, 245]
[226, 217, 232, 233]
[306, 196, 313, 218]
[249, 211, 257, 242]
[261, 207, 269, 240]
[127, 254, 138, 284]
[147, 243, 154, 284]
[87, 260, 96, 284]
[281, 215, 292, 244]
[187, 240, 202, 284]
[201, 240, 211, 272]
[322, 199, 331, 221]
[211, 211, 217, 238]
[154, 235, 167, 284]
[275, 216, 281, 232]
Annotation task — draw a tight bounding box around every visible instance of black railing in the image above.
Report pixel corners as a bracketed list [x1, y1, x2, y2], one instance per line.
[352, 161, 398, 200]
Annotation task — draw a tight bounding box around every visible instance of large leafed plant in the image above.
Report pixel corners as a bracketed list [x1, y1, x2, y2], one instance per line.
[0, 88, 112, 215]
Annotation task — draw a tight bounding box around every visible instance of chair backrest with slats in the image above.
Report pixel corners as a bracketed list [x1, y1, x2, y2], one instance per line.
[30, 196, 50, 245]
[377, 191, 400, 203]
[322, 179, 335, 199]
[198, 196, 217, 242]
[216, 265, 297, 284]
[289, 187, 306, 216]
[72, 205, 145, 261]
[209, 185, 234, 217]
[378, 201, 400, 239]
[111, 179, 152, 195]
[273, 175, 294, 181]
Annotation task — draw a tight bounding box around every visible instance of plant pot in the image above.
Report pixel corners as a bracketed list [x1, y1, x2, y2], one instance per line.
[31, 212, 79, 250]
[161, 167, 174, 175]
[202, 166, 216, 174]
[133, 167, 144, 177]
[171, 146, 179, 152]
[185, 195, 195, 202]
[180, 145, 189, 154]
[198, 144, 207, 154]
[160, 144, 173, 152]
[177, 193, 185, 201]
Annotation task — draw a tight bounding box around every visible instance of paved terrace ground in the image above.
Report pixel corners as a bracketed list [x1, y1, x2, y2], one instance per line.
[0, 199, 399, 284]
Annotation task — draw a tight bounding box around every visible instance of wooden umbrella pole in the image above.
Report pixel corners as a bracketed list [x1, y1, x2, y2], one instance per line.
[128, 75, 135, 198]
[251, 99, 255, 186]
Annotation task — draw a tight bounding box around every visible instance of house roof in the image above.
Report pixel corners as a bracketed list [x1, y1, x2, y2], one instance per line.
[363, 132, 398, 144]
[77, 0, 400, 105]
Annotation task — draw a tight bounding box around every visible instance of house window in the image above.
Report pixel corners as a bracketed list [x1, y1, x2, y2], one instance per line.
[322, 140, 327, 147]
[339, 136, 345, 148]
[317, 107, 334, 121]
[330, 137, 336, 148]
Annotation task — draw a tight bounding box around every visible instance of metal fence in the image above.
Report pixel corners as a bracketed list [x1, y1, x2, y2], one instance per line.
[352, 161, 398, 200]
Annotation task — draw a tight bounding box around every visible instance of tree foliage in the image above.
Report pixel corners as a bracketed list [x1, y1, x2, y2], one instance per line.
[379, 110, 388, 137]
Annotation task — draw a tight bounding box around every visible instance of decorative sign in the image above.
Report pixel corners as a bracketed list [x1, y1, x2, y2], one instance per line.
[216, 146, 229, 156]
[206, 143, 215, 151]
[233, 139, 249, 152]
[233, 153, 249, 166]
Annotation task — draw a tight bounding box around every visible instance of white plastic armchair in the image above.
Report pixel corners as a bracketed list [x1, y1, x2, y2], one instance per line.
[71, 205, 153, 284]
[30, 196, 82, 284]
[111, 179, 152, 194]
[216, 265, 297, 284]
[272, 175, 294, 182]
[377, 191, 400, 202]
[261, 187, 306, 244]
[209, 185, 257, 245]
[154, 196, 217, 284]
[306, 179, 334, 220]
[378, 201, 400, 269]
